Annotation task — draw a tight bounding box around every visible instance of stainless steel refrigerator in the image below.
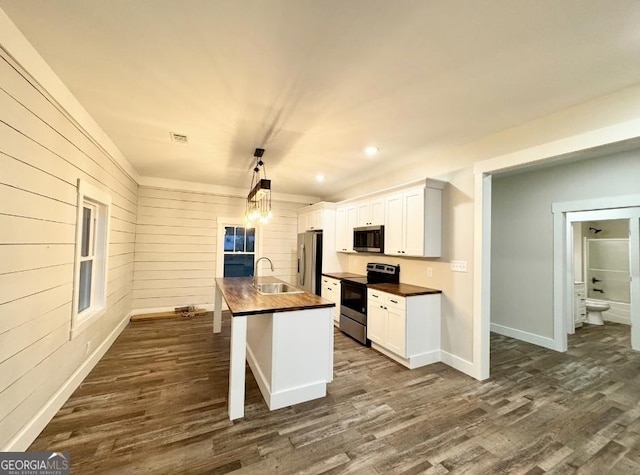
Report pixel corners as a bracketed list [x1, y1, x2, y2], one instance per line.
[297, 231, 323, 295]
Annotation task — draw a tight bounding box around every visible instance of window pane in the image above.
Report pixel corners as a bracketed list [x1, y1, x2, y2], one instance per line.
[223, 254, 254, 277]
[81, 207, 91, 257]
[224, 227, 234, 252]
[246, 228, 255, 252]
[78, 260, 92, 312]
[235, 227, 246, 252]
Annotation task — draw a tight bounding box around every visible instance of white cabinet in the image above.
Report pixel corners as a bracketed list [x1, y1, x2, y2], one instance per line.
[335, 204, 357, 252]
[574, 282, 587, 329]
[298, 208, 323, 232]
[321, 276, 341, 324]
[384, 181, 443, 257]
[366, 288, 441, 368]
[356, 198, 385, 227]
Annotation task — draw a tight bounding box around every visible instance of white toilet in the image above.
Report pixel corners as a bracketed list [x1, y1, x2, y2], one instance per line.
[585, 300, 610, 325]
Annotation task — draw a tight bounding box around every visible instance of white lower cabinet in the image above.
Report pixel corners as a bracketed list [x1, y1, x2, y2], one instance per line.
[367, 288, 441, 368]
[321, 276, 341, 324]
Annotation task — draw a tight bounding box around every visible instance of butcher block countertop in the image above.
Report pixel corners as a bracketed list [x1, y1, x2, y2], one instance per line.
[368, 282, 443, 297]
[215, 277, 335, 317]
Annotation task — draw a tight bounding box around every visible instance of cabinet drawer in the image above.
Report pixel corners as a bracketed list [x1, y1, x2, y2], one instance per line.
[368, 289, 406, 311]
[368, 289, 385, 303]
[385, 295, 405, 311]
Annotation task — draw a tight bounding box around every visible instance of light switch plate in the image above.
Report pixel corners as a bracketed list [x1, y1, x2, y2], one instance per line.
[451, 260, 468, 272]
[427, 267, 433, 278]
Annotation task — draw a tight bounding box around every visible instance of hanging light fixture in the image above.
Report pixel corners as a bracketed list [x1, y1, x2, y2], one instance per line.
[245, 148, 272, 227]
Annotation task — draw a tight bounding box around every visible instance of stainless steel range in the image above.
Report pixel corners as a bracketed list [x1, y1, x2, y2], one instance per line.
[340, 263, 400, 345]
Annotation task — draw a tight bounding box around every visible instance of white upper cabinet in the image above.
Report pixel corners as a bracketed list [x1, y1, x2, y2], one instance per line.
[383, 180, 443, 257]
[336, 204, 357, 252]
[297, 204, 328, 232]
[356, 197, 385, 227]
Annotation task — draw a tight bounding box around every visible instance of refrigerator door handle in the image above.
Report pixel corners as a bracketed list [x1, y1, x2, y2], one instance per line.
[301, 244, 306, 286]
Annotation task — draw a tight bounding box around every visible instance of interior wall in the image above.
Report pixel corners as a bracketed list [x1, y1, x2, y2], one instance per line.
[491, 149, 640, 340]
[0, 50, 137, 448]
[132, 186, 302, 310]
[346, 168, 475, 362]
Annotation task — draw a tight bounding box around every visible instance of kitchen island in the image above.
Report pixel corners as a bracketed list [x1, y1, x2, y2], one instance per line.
[213, 277, 335, 420]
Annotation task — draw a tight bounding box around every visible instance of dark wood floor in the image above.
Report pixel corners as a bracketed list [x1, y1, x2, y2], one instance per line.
[29, 315, 640, 474]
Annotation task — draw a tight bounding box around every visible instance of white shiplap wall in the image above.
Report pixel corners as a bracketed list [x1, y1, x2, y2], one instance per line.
[133, 186, 301, 311]
[0, 50, 137, 449]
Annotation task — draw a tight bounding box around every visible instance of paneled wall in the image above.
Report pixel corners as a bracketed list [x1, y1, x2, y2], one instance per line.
[0, 51, 137, 448]
[133, 186, 301, 311]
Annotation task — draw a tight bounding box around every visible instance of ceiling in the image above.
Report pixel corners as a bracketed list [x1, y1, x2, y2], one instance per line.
[2, 0, 640, 199]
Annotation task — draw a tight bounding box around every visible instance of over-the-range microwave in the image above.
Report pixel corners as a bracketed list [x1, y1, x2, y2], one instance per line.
[353, 225, 384, 253]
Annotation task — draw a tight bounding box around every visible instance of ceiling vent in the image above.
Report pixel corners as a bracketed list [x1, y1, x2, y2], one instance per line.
[170, 132, 189, 144]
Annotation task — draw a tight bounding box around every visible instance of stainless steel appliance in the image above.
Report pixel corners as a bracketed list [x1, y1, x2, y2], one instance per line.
[353, 225, 384, 253]
[340, 263, 400, 345]
[297, 231, 323, 295]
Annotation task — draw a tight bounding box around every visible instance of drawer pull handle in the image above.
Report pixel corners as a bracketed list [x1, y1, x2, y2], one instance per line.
[390, 299, 398, 304]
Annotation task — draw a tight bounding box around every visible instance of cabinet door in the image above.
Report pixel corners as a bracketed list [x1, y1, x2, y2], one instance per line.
[370, 198, 385, 225]
[367, 303, 386, 344]
[403, 188, 425, 256]
[386, 306, 406, 357]
[384, 193, 403, 255]
[356, 202, 371, 226]
[335, 207, 347, 252]
[309, 209, 323, 230]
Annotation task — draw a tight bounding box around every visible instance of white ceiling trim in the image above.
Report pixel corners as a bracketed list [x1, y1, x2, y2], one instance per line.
[138, 176, 320, 204]
[473, 118, 640, 176]
[0, 7, 140, 182]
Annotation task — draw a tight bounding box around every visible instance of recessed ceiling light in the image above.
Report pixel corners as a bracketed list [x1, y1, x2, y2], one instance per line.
[364, 146, 379, 156]
[315, 174, 325, 182]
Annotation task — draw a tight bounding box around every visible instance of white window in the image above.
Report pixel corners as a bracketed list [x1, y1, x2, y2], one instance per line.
[222, 226, 256, 277]
[71, 179, 111, 338]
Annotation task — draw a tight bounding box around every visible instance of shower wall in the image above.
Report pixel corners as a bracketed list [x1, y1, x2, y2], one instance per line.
[582, 219, 631, 324]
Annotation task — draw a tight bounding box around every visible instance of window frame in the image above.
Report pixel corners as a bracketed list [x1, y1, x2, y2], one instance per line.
[71, 179, 111, 339]
[216, 217, 263, 278]
[222, 226, 256, 277]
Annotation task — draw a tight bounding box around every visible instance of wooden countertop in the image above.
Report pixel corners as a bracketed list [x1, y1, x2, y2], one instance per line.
[321, 272, 365, 280]
[215, 277, 335, 317]
[368, 282, 443, 297]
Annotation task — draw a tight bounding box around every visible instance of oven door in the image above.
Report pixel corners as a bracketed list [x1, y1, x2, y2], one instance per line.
[340, 281, 367, 325]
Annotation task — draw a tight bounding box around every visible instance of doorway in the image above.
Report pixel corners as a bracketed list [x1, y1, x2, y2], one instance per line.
[554, 204, 640, 351]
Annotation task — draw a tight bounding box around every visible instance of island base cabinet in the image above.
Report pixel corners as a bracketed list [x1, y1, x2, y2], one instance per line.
[367, 289, 441, 369]
[245, 308, 333, 410]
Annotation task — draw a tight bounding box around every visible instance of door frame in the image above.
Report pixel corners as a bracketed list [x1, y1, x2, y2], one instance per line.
[552, 200, 640, 351]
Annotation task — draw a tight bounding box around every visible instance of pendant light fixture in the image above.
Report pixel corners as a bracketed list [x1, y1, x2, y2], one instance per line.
[245, 148, 272, 227]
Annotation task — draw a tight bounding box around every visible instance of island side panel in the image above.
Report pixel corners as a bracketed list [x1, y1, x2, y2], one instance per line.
[245, 313, 274, 408]
[269, 307, 333, 410]
[228, 315, 247, 420]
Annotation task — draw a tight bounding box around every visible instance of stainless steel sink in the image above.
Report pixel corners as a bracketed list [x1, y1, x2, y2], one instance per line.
[255, 282, 304, 295]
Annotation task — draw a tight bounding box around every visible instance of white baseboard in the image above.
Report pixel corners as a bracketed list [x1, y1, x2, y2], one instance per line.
[440, 350, 476, 377]
[370, 343, 478, 378]
[3, 312, 132, 452]
[490, 323, 556, 350]
[407, 350, 441, 369]
[130, 304, 215, 316]
[604, 315, 631, 325]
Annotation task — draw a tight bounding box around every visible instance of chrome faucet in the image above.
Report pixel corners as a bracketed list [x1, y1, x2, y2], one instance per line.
[254, 257, 274, 287]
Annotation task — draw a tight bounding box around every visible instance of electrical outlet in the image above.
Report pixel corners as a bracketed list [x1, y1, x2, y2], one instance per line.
[450, 260, 468, 272]
[85, 341, 92, 355]
[427, 267, 433, 278]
